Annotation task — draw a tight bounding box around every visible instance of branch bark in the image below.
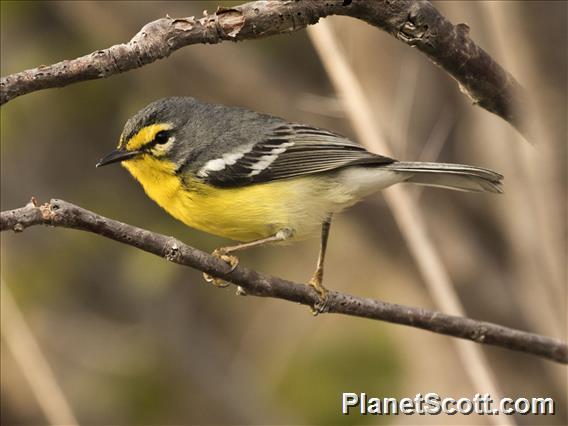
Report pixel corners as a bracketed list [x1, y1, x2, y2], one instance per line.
[2, 198, 565, 364]
[0, 0, 524, 134]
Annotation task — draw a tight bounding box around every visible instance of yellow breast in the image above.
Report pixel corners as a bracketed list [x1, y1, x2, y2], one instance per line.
[122, 155, 357, 241]
[122, 156, 356, 242]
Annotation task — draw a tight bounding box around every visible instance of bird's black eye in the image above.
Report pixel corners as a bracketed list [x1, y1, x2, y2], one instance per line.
[154, 130, 169, 144]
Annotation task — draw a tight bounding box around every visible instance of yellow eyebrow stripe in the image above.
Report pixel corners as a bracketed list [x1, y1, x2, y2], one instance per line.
[123, 123, 173, 151]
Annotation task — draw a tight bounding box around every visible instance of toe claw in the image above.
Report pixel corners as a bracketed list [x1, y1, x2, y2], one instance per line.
[203, 248, 240, 288]
[308, 277, 329, 315]
[202, 272, 230, 288]
[310, 292, 329, 315]
[219, 253, 239, 272]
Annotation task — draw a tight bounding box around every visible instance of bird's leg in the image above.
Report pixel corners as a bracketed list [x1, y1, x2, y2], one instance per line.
[309, 215, 332, 315]
[203, 229, 293, 288]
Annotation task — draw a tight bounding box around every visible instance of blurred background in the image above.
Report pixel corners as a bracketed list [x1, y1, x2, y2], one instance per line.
[1, 1, 566, 425]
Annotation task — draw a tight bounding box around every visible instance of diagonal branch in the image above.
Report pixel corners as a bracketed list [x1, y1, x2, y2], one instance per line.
[0, 0, 524, 134]
[2, 198, 566, 364]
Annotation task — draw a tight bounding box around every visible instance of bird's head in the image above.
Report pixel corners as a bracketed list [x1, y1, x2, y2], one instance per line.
[96, 97, 201, 172]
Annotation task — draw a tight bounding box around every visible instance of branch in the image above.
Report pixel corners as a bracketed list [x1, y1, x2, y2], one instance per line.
[2, 198, 565, 364]
[0, 0, 524, 134]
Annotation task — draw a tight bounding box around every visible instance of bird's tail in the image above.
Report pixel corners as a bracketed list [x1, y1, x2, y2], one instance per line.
[384, 162, 503, 193]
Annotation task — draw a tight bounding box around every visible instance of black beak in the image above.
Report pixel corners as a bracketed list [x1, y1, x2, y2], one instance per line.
[96, 149, 141, 167]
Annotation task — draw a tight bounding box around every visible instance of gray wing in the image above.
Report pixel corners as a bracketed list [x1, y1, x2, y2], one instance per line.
[196, 123, 395, 187]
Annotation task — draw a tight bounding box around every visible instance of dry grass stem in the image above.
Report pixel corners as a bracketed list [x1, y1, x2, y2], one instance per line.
[0, 281, 78, 426]
[307, 20, 514, 426]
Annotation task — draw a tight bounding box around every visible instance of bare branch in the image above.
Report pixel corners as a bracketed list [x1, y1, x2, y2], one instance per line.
[0, 0, 524, 134]
[2, 198, 565, 364]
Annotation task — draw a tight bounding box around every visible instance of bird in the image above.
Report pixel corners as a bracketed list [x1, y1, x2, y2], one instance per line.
[97, 96, 503, 311]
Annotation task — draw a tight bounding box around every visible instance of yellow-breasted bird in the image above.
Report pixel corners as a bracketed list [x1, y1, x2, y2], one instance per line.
[97, 97, 503, 311]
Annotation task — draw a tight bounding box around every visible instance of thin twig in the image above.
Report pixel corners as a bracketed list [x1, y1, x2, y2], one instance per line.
[0, 0, 524, 135]
[1, 198, 566, 364]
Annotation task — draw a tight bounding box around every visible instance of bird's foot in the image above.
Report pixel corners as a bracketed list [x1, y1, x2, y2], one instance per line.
[203, 248, 239, 288]
[308, 275, 329, 315]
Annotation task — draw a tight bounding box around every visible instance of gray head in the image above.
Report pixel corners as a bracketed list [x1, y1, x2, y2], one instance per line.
[96, 97, 204, 168]
[96, 96, 279, 171]
[119, 97, 197, 148]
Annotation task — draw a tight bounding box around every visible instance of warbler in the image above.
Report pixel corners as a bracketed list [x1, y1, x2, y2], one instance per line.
[97, 97, 502, 309]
